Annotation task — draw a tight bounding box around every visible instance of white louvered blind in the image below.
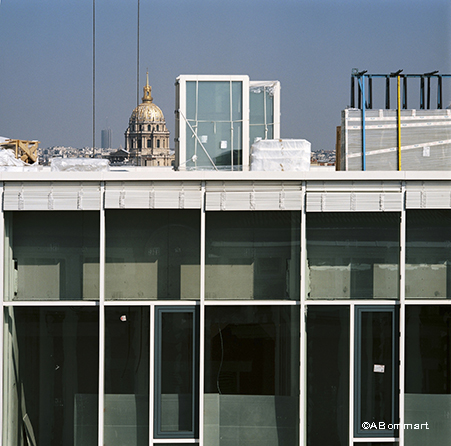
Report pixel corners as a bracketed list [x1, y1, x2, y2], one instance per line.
[306, 181, 403, 212]
[3, 182, 101, 210]
[104, 181, 202, 209]
[205, 181, 302, 211]
[406, 181, 451, 209]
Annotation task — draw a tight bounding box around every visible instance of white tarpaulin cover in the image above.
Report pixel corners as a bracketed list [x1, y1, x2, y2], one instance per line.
[0, 149, 41, 171]
[51, 158, 110, 172]
[250, 139, 311, 171]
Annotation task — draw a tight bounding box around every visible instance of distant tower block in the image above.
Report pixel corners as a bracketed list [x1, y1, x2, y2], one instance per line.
[101, 129, 112, 149]
[124, 72, 173, 166]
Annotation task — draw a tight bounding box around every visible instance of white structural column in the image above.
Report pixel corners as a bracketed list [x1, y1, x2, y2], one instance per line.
[149, 305, 155, 443]
[97, 182, 106, 446]
[399, 183, 407, 446]
[349, 303, 355, 446]
[199, 181, 206, 446]
[0, 183, 5, 445]
[299, 182, 307, 446]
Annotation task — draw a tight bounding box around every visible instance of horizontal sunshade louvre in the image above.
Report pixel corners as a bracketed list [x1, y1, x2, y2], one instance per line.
[406, 182, 451, 208]
[205, 181, 302, 210]
[306, 180, 402, 193]
[104, 181, 202, 209]
[4, 182, 101, 210]
[306, 192, 403, 212]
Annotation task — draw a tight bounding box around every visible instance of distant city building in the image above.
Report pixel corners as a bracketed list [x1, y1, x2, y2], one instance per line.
[124, 73, 173, 166]
[101, 129, 112, 149]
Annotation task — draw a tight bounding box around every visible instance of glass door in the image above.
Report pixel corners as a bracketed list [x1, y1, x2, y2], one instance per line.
[355, 306, 398, 438]
[154, 306, 198, 439]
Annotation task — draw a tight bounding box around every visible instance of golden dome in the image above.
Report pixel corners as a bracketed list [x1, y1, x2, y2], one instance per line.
[130, 73, 165, 123]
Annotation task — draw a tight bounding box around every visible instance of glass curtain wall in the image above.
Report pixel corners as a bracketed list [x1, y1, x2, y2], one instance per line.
[306, 212, 400, 299]
[406, 210, 451, 299]
[206, 211, 300, 300]
[4, 211, 100, 301]
[2, 307, 99, 446]
[307, 306, 349, 446]
[105, 210, 200, 300]
[405, 305, 451, 445]
[104, 306, 150, 446]
[204, 305, 300, 446]
[185, 81, 243, 170]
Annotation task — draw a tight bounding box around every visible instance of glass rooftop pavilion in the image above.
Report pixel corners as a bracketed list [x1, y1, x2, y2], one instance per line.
[0, 168, 450, 446]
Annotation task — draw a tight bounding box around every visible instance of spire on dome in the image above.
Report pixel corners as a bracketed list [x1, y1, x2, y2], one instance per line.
[142, 71, 153, 103]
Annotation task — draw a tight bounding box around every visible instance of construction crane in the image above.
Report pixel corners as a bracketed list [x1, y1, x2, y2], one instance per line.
[0, 139, 39, 164]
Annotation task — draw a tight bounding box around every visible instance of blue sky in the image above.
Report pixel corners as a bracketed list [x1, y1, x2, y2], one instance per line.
[0, 0, 450, 151]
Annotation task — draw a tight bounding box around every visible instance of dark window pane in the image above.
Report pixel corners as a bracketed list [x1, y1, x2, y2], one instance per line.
[204, 305, 299, 446]
[155, 308, 197, 437]
[104, 307, 150, 445]
[3, 307, 99, 446]
[307, 306, 349, 446]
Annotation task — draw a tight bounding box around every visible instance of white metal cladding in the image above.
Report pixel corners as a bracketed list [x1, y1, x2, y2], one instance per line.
[306, 192, 402, 212]
[3, 182, 101, 210]
[405, 181, 451, 208]
[104, 181, 202, 209]
[306, 180, 403, 212]
[205, 181, 302, 210]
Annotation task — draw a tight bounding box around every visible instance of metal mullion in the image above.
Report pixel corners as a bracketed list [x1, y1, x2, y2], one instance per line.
[405, 299, 451, 305]
[399, 183, 406, 446]
[0, 185, 4, 446]
[3, 300, 98, 306]
[199, 182, 206, 446]
[300, 182, 306, 446]
[98, 184, 106, 446]
[306, 300, 399, 306]
[149, 304, 155, 443]
[203, 299, 298, 306]
[349, 303, 355, 446]
[104, 300, 199, 307]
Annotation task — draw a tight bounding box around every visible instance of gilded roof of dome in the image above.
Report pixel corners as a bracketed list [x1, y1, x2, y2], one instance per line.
[130, 74, 165, 123]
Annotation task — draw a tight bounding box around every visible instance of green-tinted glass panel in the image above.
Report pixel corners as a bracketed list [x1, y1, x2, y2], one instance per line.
[105, 209, 200, 300]
[406, 210, 451, 298]
[3, 307, 99, 446]
[307, 212, 399, 299]
[204, 305, 300, 446]
[104, 307, 149, 446]
[206, 211, 300, 300]
[185, 80, 243, 170]
[250, 86, 274, 144]
[4, 211, 99, 301]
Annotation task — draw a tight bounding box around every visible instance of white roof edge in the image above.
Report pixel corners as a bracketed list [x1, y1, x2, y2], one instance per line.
[0, 170, 449, 182]
[176, 74, 250, 82]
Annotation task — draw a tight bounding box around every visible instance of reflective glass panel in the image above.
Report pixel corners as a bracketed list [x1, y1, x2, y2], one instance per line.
[155, 307, 196, 437]
[204, 305, 300, 446]
[4, 211, 100, 301]
[307, 306, 349, 446]
[206, 211, 300, 300]
[406, 210, 451, 298]
[104, 307, 150, 445]
[306, 212, 399, 299]
[105, 209, 200, 300]
[405, 305, 451, 445]
[2, 307, 99, 446]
